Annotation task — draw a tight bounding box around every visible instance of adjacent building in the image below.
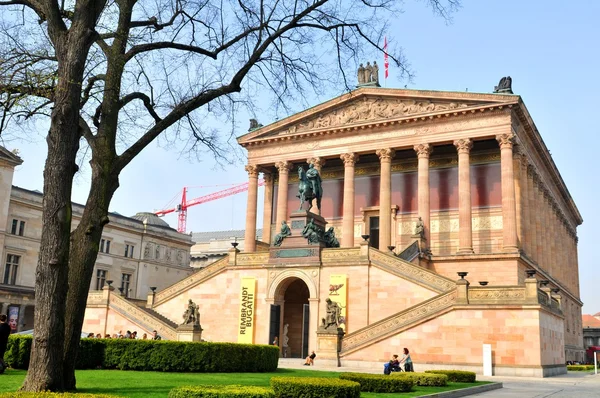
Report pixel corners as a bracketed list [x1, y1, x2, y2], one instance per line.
[0, 146, 194, 332]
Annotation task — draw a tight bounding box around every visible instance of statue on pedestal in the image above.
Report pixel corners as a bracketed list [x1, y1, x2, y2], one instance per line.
[273, 221, 292, 247]
[182, 299, 200, 326]
[493, 76, 513, 94]
[297, 165, 322, 212]
[302, 218, 323, 244]
[323, 227, 340, 248]
[320, 298, 342, 330]
[282, 323, 289, 358]
[414, 217, 425, 238]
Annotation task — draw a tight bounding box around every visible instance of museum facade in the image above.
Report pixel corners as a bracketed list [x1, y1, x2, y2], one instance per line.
[83, 85, 584, 376]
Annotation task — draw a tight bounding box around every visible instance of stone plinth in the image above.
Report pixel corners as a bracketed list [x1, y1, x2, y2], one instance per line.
[269, 210, 326, 265]
[176, 323, 203, 342]
[316, 327, 344, 367]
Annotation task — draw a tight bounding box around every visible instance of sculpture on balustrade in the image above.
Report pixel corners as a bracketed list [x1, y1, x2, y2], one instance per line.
[182, 299, 200, 326]
[414, 217, 425, 238]
[320, 298, 343, 331]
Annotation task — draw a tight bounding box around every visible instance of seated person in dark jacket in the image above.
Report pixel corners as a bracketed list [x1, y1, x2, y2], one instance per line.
[383, 354, 400, 374]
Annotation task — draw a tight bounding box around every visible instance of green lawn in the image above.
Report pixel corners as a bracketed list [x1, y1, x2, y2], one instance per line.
[0, 369, 490, 397]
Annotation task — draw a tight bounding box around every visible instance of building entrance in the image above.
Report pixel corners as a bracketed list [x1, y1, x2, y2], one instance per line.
[271, 278, 310, 358]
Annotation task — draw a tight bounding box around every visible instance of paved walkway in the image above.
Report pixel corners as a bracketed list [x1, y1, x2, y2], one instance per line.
[279, 359, 600, 397]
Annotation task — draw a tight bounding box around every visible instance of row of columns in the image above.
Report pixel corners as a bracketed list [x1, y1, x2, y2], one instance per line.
[244, 133, 552, 256]
[514, 150, 579, 295]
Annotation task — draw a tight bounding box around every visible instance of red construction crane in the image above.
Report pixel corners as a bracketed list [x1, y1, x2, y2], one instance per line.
[155, 180, 265, 233]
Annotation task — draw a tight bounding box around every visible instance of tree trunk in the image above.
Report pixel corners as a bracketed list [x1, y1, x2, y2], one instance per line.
[20, 58, 83, 393]
[62, 159, 119, 390]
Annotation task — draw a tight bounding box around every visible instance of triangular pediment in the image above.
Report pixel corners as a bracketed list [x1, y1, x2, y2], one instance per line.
[238, 88, 519, 144]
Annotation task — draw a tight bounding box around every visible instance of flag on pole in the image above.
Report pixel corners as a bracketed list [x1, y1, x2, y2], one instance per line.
[384, 36, 389, 79]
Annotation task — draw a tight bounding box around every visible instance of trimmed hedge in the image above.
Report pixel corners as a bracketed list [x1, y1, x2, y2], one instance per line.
[392, 372, 448, 386]
[338, 372, 413, 393]
[271, 377, 360, 398]
[168, 385, 275, 398]
[0, 394, 118, 398]
[567, 365, 595, 371]
[424, 370, 476, 383]
[5, 335, 279, 373]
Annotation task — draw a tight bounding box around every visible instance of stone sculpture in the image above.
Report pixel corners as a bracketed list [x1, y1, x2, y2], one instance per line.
[182, 299, 200, 326]
[372, 61, 379, 84]
[155, 245, 161, 260]
[414, 217, 425, 238]
[357, 63, 366, 84]
[273, 221, 292, 247]
[144, 243, 151, 259]
[320, 298, 342, 330]
[324, 227, 340, 248]
[282, 323, 289, 357]
[494, 76, 513, 94]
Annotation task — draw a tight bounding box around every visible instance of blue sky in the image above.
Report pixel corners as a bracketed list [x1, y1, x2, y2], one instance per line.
[6, 0, 599, 313]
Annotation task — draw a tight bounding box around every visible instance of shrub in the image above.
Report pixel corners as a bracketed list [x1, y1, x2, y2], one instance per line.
[424, 370, 476, 383]
[168, 385, 274, 398]
[338, 372, 413, 393]
[567, 365, 595, 371]
[271, 376, 360, 398]
[4, 335, 279, 373]
[393, 372, 448, 386]
[4, 335, 32, 369]
[0, 394, 118, 398]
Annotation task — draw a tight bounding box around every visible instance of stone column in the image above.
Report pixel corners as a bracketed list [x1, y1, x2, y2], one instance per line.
[376, 148, 395, 251]
[454, 139, 473, 254]
[244, 164, 259, 252]
[262, 173, 274, 244]
[534, 176, 543, 264]
[542, 188, 551, 273]
[513, 147, 524, 250]
[307, 157, 326, 215]
[520, 155, 530, 255]
[414, 144, 432, 250]
[275, 161, 292, 227]
[496, 133, 518, 252]
[340, 153, 359, 248]
[527, 165, 537, 260]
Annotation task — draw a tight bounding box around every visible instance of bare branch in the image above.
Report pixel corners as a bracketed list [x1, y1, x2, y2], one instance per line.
[119, 91, 162, 123]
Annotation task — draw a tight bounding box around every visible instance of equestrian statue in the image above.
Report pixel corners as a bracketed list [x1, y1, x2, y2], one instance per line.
[297, 164, 322, 212]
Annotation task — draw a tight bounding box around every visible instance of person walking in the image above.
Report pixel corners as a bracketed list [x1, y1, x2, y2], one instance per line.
[400, 348, 413, 372]
[0, 314, 12, 373]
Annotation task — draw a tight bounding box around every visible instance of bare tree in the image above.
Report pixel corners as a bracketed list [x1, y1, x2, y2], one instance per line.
[0, 0, 459, 392]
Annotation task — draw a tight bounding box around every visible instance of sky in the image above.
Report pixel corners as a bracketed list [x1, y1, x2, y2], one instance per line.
[5, 1, 600, 313]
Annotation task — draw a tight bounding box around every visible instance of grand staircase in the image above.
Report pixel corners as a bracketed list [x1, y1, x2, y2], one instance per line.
[337, 248, 458, 356]
[108, 293, 178, 340]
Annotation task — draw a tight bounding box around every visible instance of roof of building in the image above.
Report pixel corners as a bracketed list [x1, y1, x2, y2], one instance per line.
[583, 314, 600, 328]
[594, 312, 600, 317]
[130, 212, 173, 229]
[192, 229, 263, 243]
[0, 145, 23, 166]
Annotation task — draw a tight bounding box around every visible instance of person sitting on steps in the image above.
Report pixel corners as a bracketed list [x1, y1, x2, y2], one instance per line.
[303, 350, 316, 366]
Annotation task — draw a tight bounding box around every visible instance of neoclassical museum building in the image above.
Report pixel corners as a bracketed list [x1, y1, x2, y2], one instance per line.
[83, 82, 584, 376]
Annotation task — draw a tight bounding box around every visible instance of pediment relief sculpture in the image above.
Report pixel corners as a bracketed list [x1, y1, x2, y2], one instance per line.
[268, 98, 473, 137]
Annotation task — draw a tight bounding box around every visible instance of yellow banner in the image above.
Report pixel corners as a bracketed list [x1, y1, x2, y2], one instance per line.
[328, 274, 347, 331]
[238, 277, 256, 344]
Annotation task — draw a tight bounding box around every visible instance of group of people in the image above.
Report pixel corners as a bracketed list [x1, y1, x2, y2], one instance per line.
[86, 330, 162, 340]
[383, 348, 413, 375]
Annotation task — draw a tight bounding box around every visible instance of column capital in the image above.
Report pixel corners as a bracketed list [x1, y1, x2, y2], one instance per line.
[414, 143, 433, 158]
[453, 138, 472, 154]
[496, 133, 516, 149]
[275, 161, 292, 175]
[340, 152, 359, 166]
[245, 164, 259, 177]
[527, 163, 537, 178]
[262, 172, 273, 183]
[307, 157, 326, 169]
[376, 148, 396, 162]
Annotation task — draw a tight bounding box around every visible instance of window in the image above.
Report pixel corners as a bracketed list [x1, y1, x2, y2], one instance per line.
[100, 239, 111, 254]
[96, 269, 107, 290]
[4, 254, 20, 285]
[121, 273, 131, 298]
[10, 219, 25, 236]
[124, 244, 134, 258]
